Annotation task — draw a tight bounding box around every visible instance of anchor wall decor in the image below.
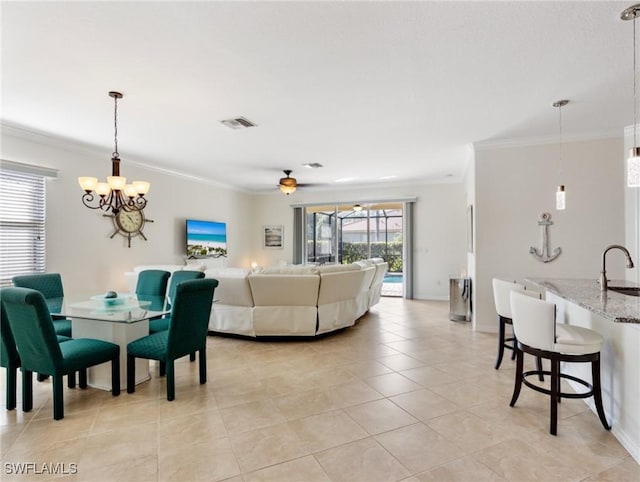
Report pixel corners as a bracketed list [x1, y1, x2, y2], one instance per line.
[529, 212, 561, 263]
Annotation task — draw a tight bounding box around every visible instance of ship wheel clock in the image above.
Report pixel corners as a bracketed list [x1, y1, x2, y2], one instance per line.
[104, 208, 153, 248]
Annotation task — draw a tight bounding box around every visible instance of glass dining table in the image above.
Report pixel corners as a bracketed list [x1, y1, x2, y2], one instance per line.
[47, 293, 171, 391]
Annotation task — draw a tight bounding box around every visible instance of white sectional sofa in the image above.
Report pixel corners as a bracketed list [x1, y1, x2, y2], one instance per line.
[125, 259, 388, 337]
[249, 272, 320, 336]
[316, 264, 372, 335]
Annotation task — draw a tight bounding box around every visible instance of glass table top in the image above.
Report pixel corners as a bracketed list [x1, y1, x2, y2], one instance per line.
[47, 293, 171, 324]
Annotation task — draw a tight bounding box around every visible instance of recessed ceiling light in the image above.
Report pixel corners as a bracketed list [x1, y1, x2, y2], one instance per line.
[220, 117, 257, 130]
[302, 163, 323, 169]
[379, 175, 397, 180]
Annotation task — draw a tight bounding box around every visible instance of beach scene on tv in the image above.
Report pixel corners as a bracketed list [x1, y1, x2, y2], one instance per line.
[186, 219, 228, 258]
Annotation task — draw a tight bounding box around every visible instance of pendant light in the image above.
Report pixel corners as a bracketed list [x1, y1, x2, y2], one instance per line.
[622, 4, 640, 187]
[78, 91, 150, 213]
[554, 99, 569, 210]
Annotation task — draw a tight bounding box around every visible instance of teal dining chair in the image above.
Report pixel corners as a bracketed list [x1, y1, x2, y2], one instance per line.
[1, 301, 22, 411]
[1, 300, 74, 411]
[12, 273, 72, 337]
[135, 270, 170, 297]
[1, 287, 121, 420]
[127, 278, 217, 401]
[149, 270, 205, 334]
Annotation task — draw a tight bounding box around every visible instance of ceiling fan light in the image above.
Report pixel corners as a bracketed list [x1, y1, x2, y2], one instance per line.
[279, 184, 296, 195]
[278, 169, 298, 194]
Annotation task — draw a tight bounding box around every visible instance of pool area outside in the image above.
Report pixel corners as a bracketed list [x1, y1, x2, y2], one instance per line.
[381, 273, 403, 297]
[383, 273, 403, 284]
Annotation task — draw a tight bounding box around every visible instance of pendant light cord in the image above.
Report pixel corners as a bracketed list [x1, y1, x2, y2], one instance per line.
[635, 13, 637, 148]
[559, 103, 563, 180]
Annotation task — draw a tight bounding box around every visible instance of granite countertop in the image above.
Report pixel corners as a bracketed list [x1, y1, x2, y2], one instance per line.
[525, 278, 640, 324]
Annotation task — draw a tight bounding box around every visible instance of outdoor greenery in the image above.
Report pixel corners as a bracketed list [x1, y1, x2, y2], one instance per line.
[340, 240, 403, 273]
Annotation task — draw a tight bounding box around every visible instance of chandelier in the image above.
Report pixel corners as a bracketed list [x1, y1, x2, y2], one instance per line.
[78, 91, 150, 213]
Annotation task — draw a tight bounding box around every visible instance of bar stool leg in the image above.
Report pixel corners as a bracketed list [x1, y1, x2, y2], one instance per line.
[495, 316, 506, 369]
[536, 356, 544, 382]
[550, 357, 559, 435]
[591, 357, 610, 430]
[509, 348, 524, 407]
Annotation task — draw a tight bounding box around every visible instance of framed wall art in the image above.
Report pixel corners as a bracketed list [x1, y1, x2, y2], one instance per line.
[263, 225, 284, 249]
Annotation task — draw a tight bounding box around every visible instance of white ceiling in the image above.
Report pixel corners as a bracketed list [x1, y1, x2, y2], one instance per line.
[1, 1, 635, 193]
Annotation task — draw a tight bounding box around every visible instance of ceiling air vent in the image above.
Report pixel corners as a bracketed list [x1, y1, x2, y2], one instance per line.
[220, 117, 257, 130]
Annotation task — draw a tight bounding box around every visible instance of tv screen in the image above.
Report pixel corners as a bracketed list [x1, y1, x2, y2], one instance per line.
[186, 219, 227, 258]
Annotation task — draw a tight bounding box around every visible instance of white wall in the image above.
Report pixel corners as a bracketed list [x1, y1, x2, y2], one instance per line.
[251, 182, 467, 300]
[1, 126, 255, 293]
[473, 137, 626, 332]
[464, 149, 476, 325]
[1, 127, 468, 300]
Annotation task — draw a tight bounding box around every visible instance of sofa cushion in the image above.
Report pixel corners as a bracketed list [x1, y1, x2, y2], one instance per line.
[204, 267, 249, 278]
[213, 275, 254, 306]
[248, 274, 320, 306]
[255, 266, 319, 275]
[318, 263, 361, 273]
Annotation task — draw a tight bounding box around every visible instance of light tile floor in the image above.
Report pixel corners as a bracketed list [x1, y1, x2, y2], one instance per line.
[1, 298, 638, 481]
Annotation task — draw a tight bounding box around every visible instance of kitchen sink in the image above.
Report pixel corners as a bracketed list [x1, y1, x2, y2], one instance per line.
[608, 286, 640, 297]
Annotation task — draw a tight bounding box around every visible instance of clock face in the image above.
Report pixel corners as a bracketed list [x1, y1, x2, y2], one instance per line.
[115, 209, 144, 233]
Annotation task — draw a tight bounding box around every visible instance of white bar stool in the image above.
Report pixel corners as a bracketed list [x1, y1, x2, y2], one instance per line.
[509, 291, 610, 435]
[492, 278, 543, 377]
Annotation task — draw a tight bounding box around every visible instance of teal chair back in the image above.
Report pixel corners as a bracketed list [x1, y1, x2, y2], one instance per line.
[12, 273, 71, 337]
[167, 278, 217, 360]
[135, 270, 170, 297]
[1, 288, 63, 375]
[167, 270, 205, 304]
[0, 301, 20, 369]
[13, 273, 64, 299]
[1, 299, 21, 410]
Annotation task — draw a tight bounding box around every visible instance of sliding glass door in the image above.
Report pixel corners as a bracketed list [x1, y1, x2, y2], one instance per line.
[306, 208, 336, 264]
[305, 202, 404, 296]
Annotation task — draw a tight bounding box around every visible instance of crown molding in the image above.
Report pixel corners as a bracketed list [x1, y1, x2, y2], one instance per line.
[0, 121, 247, 192]
[474, 130, 622, 151]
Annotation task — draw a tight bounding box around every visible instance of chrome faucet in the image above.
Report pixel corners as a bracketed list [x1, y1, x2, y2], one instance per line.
[599, 244, 635, 292]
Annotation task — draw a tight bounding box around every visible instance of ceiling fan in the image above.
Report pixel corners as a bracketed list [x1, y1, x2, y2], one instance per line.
[278, 170, 302, 195]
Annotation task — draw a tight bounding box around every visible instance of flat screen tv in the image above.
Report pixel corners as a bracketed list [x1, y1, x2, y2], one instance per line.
[186, 219, 227, 258]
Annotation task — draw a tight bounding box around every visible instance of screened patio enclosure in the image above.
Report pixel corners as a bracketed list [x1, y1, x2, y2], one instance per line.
[305, 203, 404, 296]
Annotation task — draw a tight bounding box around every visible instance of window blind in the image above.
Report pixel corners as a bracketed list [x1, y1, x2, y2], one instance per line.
[0, 168, 46, 286]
